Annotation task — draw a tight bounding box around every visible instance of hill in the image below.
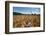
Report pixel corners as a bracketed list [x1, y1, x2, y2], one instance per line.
[13, 12, 22, 15]
[13, 12, 40, 16]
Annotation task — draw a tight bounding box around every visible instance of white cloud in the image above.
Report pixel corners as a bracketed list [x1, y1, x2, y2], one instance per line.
[18, 11, 40, 14]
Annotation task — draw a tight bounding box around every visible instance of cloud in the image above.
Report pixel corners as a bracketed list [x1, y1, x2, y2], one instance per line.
[17, 11, 40, 14]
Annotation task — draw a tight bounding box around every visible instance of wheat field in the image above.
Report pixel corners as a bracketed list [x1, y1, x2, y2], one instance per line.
[13, 15, 40, 28]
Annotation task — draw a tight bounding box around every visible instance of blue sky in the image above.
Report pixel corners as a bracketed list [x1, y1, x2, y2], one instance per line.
[13, 7, 40, 14]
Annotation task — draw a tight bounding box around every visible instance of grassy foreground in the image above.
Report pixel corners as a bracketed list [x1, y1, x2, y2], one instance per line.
[13, 15, 40, 28]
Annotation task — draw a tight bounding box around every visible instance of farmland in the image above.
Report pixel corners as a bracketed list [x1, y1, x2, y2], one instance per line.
[13, 15, 40, 28]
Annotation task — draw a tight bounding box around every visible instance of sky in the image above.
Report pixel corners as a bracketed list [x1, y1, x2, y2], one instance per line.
[13, 7, 40, 14]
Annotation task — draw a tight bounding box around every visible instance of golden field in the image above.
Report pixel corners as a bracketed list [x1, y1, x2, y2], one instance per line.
[13, 15, 40, 28]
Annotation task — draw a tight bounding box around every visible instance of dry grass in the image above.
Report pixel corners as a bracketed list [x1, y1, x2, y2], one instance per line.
[13, 15, 40, 28]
